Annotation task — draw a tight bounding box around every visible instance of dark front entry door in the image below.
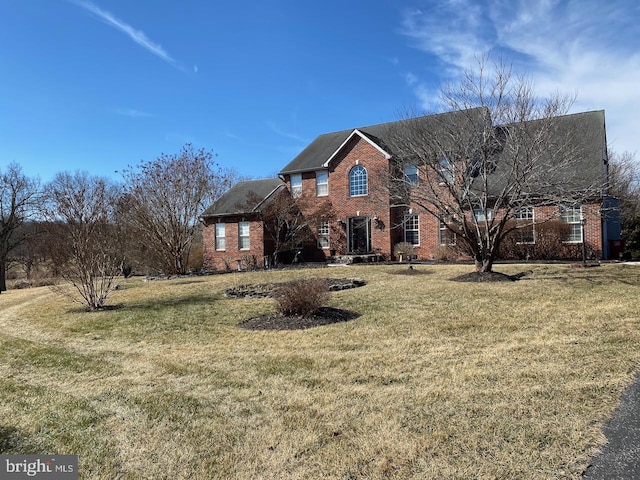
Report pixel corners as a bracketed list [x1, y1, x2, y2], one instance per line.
[348, 216, 371, 253]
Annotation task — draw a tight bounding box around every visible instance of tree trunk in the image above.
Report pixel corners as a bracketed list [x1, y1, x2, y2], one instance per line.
[0, 261, 6, 292]
[475, 257, 494, 273]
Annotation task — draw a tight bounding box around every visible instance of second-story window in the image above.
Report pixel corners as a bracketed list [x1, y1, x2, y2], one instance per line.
[437, 156, 454, 184]
[404, 164, 418, 185]
[349, 165, 367, 197]
[316, 171, 328, 196]
[290, 174, 302, 198]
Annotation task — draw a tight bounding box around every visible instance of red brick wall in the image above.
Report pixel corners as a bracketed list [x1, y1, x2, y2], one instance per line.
[288, 135, 395, 259]
[202, 215, 265, 271]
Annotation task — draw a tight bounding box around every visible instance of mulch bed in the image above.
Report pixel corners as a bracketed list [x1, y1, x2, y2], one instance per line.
[450, 270, 532, 282]
[225, 278, 366, 298]
[238, 307, 361, 330]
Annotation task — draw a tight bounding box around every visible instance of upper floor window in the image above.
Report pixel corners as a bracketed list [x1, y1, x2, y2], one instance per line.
[238, 221, 250, 250]
[215, 223, 226, 251]
[290, 174, 302, 198]
[404, 214, 420, 245]
[316, 171, 328, 196]
[560, 205, 582, 242]
[437, 156, 454, 184]
[349, 165, 368, 197]
[404, 164, 418, 185]
[473, 208, 492, 222]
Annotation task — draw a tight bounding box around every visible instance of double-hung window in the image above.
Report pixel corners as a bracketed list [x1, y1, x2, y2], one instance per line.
[514, 207, 535, 244]
[473, 208, 492, 222]
[316, 171, 328, 196]
[404, 214, 420, 245]
[215, 223, 226, 251]
[238, 221, 250, 250]
[290, 174, 302, 198]
[437, 156, 454, 184]
[404, 164, 418, 185]
[560, 205, 582, 242]
[438, 217, 456, 246]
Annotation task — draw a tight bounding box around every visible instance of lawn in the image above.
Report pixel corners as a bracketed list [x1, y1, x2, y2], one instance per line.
[1, 263, 639, 479]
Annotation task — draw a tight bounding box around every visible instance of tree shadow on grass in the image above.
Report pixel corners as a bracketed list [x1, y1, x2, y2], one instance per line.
[66, 292, 223, 314]
[0, 426, 23, 453]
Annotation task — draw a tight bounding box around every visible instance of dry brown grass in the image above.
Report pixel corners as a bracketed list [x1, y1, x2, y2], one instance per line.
[1, 263, 639, 479]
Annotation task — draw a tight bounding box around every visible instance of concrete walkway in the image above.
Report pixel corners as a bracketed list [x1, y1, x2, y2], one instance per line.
[583, 374, 640, 479]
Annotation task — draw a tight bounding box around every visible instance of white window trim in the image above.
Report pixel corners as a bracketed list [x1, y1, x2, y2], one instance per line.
[404, 164, 419, 185]
[437, 156, 454, 184]
[317, 221, 330, 249]
[316, 171, 328, 197]
[290, 173, 302, 198]
[404, 214, 420, 246]
[473, 208, 492, 222]
[560, 205, 583, 243]
[438, 217, 456, 246]
[215, 223, 226, 251]
[238, 221, 250, 250]
[515, 207, 535, 244]
[349, 165, 368, 197]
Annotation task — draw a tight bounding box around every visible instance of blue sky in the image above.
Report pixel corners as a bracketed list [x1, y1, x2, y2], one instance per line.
[1, 0, 638, 183]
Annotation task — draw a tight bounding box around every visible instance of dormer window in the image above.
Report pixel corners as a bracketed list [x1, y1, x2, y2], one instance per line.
[349, 165, 367, 197]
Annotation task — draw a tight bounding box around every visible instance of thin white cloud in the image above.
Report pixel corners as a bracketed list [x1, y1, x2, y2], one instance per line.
[265, 121, 307, 143]
[72, 0, 182, 70]
[114, 108, 152, 118]
[398, 0, 640, 155]
[223, 131, 243, 141]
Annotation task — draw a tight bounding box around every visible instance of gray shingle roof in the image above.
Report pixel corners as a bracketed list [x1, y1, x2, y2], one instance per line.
[201, 178, 285, 217]
[488, 110, 607, 195]
[278, 108, 487, 174]
[279, 108, 607, 196]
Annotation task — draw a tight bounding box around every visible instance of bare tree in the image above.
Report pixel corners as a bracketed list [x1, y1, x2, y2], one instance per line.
[44, 172, 125, 311]
[0, 163, 41, 292]
[385, 55, 604, 272]
[256, 192, 334, 265]
[122, 144, 237, 275]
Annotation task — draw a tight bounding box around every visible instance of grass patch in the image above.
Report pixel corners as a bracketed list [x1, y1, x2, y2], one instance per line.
[0, 264, 639, 478]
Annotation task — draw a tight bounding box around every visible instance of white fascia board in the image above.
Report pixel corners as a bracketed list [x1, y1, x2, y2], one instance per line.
[322, 129, 392, 168]
[252, 184, 286, 212]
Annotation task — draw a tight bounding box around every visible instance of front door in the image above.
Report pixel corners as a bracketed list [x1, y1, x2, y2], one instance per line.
[348, 216, 371, 253]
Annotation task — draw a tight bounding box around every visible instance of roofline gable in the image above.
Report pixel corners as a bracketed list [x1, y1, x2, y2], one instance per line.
[251, 184, 286, 212]
[323, 128, 392, 167]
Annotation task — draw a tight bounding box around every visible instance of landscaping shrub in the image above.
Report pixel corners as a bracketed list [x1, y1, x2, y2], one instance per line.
[274, 278, 329, 317]
[393, 242, 415, 262]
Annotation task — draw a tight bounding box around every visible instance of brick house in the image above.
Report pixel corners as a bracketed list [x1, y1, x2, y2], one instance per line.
[201, 178, 287, 271]
[202, 109, 621, 270]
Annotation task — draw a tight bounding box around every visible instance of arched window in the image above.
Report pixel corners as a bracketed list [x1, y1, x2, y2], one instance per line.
[349, 165, 367, 196]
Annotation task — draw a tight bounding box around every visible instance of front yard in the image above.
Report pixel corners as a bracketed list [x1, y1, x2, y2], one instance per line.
[1, 263, 639, 479]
